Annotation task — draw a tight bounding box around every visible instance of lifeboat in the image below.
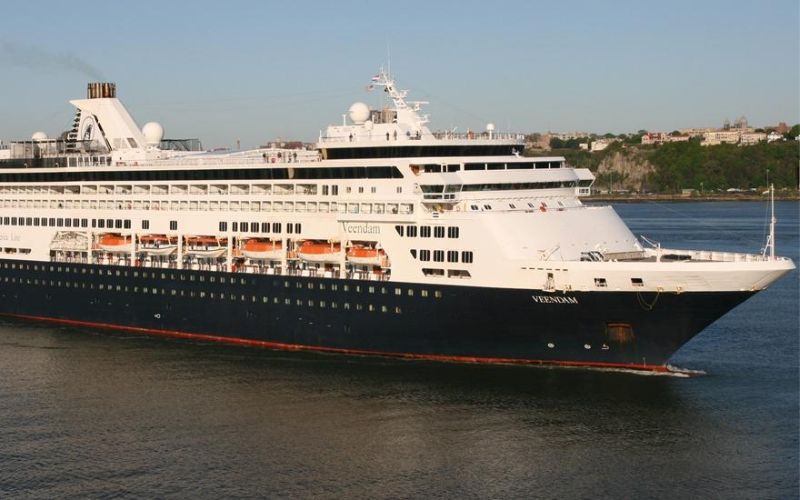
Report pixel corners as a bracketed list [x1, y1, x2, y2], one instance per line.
[297, 240, 341, 263]
[242, 238, 283, 261]
[185, 236, 227, 259]
[98, 233, 132, 254]
[346, 245, 386, 266]
[139, 234, 177, 256]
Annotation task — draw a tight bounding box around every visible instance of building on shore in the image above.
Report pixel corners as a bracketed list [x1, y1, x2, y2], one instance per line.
[590, 138, 618, 152]
[641, 132, 690, 145]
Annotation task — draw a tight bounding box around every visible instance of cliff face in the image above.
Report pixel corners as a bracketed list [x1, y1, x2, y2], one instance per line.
[595, 150, 655, 191]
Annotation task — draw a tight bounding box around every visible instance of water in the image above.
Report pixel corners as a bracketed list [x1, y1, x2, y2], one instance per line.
[0, 202, 797, 498]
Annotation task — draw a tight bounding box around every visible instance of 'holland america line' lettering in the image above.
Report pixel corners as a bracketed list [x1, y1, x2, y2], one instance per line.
[532, 295, 579, 304]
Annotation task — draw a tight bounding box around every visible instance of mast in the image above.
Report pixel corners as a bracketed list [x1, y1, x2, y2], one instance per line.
[769, 183, 776, 260]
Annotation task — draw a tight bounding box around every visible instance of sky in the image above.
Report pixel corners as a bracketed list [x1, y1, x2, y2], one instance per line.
[0, 0, 797, 149]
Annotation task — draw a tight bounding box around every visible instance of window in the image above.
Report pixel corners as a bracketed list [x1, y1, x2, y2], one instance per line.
[232, 222, 239, 232]
[287, 224, 293, 234]
[170, 220, 178, 231]
[273, 222, 281, 233]
[419, 249, 430, 261]
[447, 250, 458, 263]
[631, 278, 643, 287]
[447, 226, 460, 238]
[420, 226, 431, 238]
[219, 221, 228, 232]
[434, 226, 445, 238]
[406, 225, 417, 237]
[97, 219, 105, 228]
[433, 250, 444, 262]
[331, 185, 338, 196]
[240, 221, 248, 233]
[295, 223, 301, 233]
[461, 251, 474, 263]
[594, 278, 608, 287]
[261, 222, 269, 233]
[115, 219, 122, 229]
[395, 225, 404, 237]
[322, 185, 329, 195]
[124, 220, 131, 229]
[250, 222, 259, 232]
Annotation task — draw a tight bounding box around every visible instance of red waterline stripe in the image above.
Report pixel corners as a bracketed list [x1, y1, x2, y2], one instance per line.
[3, 313, 671, 373]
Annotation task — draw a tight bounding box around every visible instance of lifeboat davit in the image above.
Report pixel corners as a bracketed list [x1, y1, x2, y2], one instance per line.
[98, 233, 132, 254]
[242, 238, 283, 261]
[139, 234, 177, 256]
[297, 241, 341, 263]
[185, 236, 227, 259]
[346, 245, 386, 266]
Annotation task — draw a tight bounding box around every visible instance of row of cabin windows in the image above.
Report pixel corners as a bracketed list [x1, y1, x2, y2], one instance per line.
[5, 276, 406, 314]
[0, 199, 414, 216]
[395, 225, 459, 238]
[0, 166, 405, 184]
[218, 221, 301, 234]
[0, 216, 138, 230]
[421, 180, 579, 195]
[463, 161, 564, 171]
[414, 162, 562, 173]
[421, 268, 471, 279]
[411, 249, 474, 264]
[1, 262, 446, 298]
[0, 182, 400, 198]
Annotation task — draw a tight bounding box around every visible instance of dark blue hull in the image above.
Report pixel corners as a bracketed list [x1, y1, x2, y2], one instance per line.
[0, 260, 754, 370]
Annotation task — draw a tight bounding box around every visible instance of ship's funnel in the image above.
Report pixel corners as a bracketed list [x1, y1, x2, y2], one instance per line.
[87, 82, 116, 99]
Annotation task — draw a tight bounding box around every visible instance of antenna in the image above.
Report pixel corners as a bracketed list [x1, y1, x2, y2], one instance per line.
[386, 41, 391, 78]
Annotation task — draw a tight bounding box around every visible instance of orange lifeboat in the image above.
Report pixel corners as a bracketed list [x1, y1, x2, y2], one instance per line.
[139, 234, 177, 256]
[242, 238, 283, 261]
[346, 245, 386, 266]
[185, 236, 227, 259]
[98, 233, 132, 254]
[297, 240, 341, 263]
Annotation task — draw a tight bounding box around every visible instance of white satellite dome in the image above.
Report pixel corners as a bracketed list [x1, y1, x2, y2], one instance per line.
[348, 102, 370, 124]
[486, 123, 496, 132]
[31, 131, 48, 141]
[142, 122, 164, 147]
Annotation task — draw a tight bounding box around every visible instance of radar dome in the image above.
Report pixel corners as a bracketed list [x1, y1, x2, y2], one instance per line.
[31, 131, 48, 141]
[142, 122, 164, 147]
[348, 102, 370, 124]
[486, 123, 495, 132]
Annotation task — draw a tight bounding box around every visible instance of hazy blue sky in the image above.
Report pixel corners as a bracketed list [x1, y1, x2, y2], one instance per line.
[1, 0, 797, 149]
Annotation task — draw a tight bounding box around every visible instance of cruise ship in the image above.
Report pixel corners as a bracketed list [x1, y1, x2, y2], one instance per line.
[0, 73, 794, 373]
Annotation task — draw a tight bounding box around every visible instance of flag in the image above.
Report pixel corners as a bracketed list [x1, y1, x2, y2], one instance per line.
[371, 74, 380, 82]
[365, 84, 375, 92]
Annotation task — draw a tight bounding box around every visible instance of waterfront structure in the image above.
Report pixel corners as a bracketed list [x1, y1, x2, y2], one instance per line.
[0, 74, 793, 372]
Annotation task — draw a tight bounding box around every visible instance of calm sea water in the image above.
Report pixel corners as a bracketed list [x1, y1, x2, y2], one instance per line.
[0, 202, 797, 499]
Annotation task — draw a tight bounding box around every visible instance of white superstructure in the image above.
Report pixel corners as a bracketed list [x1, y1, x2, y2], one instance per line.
[0, 74, 793, 297]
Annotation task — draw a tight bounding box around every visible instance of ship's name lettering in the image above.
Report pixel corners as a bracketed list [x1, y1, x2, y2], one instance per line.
[531, 295, 578, 304]
[344, 223, 381, 234]
[0, 234, 20, 242]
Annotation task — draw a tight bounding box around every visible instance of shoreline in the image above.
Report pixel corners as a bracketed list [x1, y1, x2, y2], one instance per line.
[583, 193, 799, 202]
